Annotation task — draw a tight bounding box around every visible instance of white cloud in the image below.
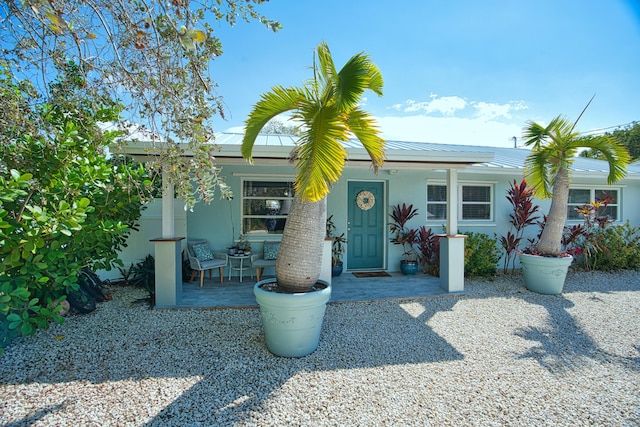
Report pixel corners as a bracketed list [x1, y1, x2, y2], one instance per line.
[472, 100, 529, 121]
[400, 95, 467, 115]
[376, 115, 523, 147]
[377, 95, 529, 146]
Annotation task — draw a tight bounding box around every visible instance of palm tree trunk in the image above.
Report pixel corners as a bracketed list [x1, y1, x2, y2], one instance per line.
[275, 195, 327, 292]
[536, 167, 570, 256]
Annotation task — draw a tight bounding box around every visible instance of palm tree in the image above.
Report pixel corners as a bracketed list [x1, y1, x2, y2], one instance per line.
[241, 41, 385, 292]
[522, 99, 630, 256]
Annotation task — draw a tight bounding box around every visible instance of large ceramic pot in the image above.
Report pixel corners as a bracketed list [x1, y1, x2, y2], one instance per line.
[520, 253, 573, 295]
[254, 278, 331, 358]
[400, 260, 419, 275]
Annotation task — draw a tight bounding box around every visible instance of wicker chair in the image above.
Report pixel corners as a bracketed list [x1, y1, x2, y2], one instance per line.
[186, 240, 228, 287]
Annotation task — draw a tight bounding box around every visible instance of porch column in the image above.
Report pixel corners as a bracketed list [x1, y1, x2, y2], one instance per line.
[152, 168, 183, 307]
[440, 168, 466, 293]
[319, 238, 332, 285]
[151, 236, 184, 307]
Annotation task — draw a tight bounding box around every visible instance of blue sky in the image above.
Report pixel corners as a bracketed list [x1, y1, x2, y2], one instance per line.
[211, 0, 640, 147]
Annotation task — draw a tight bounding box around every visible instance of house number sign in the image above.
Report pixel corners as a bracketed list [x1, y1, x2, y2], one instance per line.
[356, 190, 375, 211]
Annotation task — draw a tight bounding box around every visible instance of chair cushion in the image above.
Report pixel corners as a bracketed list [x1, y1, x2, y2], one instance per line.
[198, 258, 226, 268]
[263, 241, 280, 260]
[192, 243, 213, 261]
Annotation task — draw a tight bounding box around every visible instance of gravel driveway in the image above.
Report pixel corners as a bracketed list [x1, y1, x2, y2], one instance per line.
[1, 270, 639, 426]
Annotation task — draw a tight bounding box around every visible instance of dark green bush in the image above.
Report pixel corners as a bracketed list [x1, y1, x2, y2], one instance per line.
[464, 232, 500, 278]
[582, 222, 640, 271]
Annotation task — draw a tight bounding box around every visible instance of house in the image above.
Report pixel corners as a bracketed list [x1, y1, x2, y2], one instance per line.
[112, 132, 640, 306]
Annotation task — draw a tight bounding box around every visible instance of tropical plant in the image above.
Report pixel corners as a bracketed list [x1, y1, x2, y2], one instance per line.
[416, 226, 440, 275]
[522, 98, 631, 257]
[498, 179, 540, 273]
[242, 41, 385, 292]
[326, 215, 348, 266]
[389, 204, 420, 262]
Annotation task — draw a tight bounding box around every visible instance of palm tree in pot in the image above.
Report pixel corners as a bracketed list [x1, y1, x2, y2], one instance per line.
[241, 41, 385, 357]
[520, 99, 630, 294]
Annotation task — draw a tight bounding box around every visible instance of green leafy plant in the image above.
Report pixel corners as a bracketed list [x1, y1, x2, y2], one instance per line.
[326, 215, 348, 266]
[464, 232, 501, 278]
[2, 1, 280, 207]
[585, 223, 640, 271]
[0, 66, 149, 354]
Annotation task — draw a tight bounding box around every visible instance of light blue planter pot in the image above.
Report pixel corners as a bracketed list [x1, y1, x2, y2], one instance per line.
[520, 253, 573, 295]
[254, 278, 331, 358]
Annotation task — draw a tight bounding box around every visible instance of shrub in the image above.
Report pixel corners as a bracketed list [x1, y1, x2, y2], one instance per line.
[464, 232, 501, 278]
[0, 66, 150, 354]
[583, 223, 640, 271]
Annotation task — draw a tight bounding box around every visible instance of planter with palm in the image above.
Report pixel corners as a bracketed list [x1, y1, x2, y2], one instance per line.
[520, 98, 630, 294]
[242, 41, 385, 357]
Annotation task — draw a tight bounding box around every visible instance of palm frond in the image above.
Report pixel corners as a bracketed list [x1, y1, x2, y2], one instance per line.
[241, 85, 304, 163]
[295, 105, 349, 201]
[568, 134, 630, 183]
[524, 148, 555, 199]
[347, 108, 385, 173]
[335, 52, 383, 111]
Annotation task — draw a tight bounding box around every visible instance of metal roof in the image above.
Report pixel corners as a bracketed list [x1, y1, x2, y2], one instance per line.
[117, 130, 640, 179]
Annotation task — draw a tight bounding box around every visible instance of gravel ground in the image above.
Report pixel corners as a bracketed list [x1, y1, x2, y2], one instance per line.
[1, 270, 639, 427]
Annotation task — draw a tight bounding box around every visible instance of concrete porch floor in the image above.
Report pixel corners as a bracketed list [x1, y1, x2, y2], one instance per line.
[177, 270, 453, 309]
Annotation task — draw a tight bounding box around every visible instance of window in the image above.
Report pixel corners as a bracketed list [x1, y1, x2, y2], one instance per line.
[241, 180, 294, 234]
[567, 188, 619, 221]
[427, 184, 447, 220]
[426, 182, 493, 221]
[461, 185, 492, 220]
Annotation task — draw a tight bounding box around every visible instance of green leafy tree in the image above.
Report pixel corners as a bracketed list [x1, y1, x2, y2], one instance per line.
[580, 122, 640, 161]
[522, 100, 631, 256]
[242, 41, 385, 292]
[0, 66, 149, 352]
[1, 0, 280, 206]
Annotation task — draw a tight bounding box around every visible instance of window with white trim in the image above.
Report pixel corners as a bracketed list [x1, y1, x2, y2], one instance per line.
[426, 182, 494, 221]
[462, 184, 492, 220]
[241, 180, 294, 234]
[426, 184, 447, 220]
[567, 188, 619, 221]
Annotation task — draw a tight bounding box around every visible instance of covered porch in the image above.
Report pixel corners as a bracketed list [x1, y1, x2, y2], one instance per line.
[176, 270, 450, 309]
[117, 132, 495, 308]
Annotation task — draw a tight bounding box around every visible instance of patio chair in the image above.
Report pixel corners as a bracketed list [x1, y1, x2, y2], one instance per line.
[187, 240, 228, 287]
[251, 241, 280, 281]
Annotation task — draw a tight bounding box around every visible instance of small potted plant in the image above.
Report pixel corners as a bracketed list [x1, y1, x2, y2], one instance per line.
[238, 235, 251, 256]
[389, 203, 420, 275]
[519, 99, 630, 294]
[326, 215, 348, 276]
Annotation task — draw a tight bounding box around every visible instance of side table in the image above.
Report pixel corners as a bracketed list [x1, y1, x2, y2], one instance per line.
[228, 254, 251, 282]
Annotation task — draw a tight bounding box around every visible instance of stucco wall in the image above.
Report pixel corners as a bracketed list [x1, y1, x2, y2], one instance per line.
[111, 163, 639, 277]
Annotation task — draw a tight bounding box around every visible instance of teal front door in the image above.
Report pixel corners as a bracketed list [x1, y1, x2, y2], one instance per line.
[347, 181, 385, 270]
